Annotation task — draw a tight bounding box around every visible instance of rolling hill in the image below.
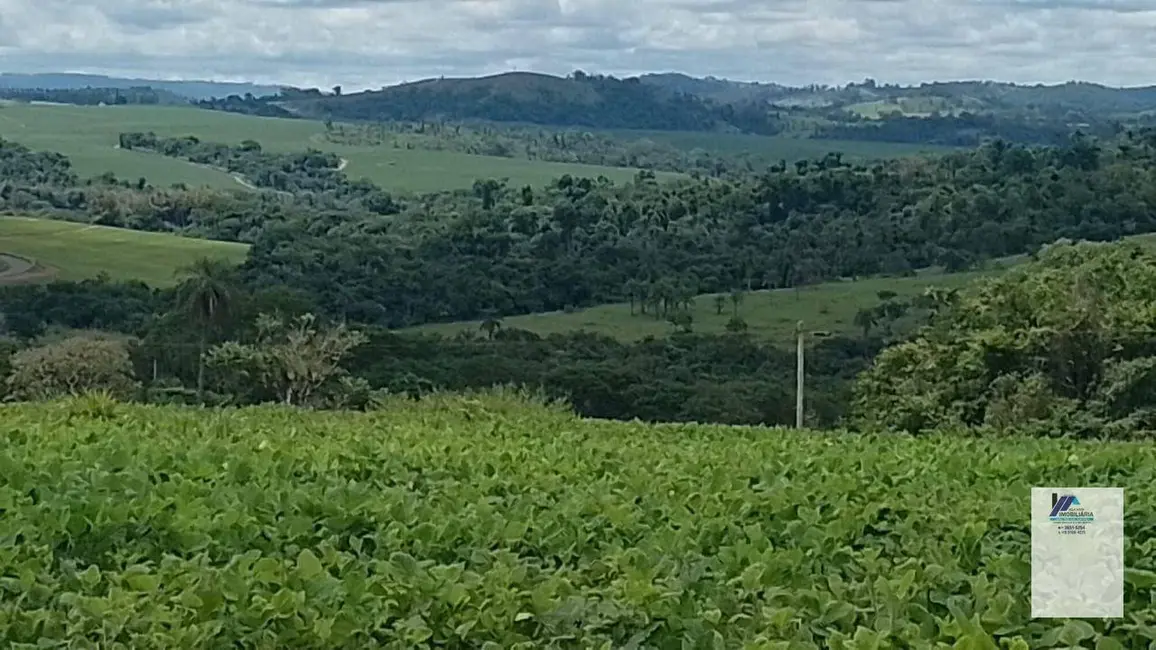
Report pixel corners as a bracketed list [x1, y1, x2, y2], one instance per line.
[0, 102, 962, 195]
[0, 72, 282, 101]
[640, 74, 1156, 117]
[277, 71, 783, 134]
[0, 216, 249, 287]
[256, 71, 1156, 149]
[0, 103, 681, 193]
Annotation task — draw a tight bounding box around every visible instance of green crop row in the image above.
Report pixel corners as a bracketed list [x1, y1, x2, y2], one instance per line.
[1, 392, 1154, 648]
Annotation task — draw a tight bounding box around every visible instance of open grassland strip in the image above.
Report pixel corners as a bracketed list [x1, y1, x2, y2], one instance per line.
[0, 215, 249, 286]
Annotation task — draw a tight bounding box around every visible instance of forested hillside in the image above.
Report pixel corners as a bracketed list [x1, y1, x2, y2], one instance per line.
[253, 73, 1156, 146]
[3, 124, 1156, 428]
[279, 71, 785, 135]
[87, 130, 1156, 329]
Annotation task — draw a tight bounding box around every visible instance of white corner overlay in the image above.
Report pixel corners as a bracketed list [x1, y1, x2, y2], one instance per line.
[1031, 487, 1124, 618]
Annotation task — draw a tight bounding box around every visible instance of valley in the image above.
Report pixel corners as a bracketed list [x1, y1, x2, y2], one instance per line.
[2, 64, 1156, 647]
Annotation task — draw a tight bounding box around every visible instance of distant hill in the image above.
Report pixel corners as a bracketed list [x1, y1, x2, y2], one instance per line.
[276, 71, 786, 135]
[0, 86, 189, 106]
[636, 73, 793, 104]
[641, 74, 1156, 117]
[0, 73, 282, 101]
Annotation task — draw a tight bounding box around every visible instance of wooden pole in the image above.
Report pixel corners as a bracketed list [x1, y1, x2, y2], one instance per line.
[796, 320, 804, 429]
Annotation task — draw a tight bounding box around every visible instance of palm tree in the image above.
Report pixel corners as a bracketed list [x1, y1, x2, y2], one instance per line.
[174, 257, 237, 400]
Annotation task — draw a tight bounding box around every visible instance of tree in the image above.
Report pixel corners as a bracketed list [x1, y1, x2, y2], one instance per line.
[852, 241, 1156, 436]
[853, 308, 877, 339]
[207, 313, 368, 408]
[479, 316, 502, 339]
[667, 310, 693, 333]
[175, 258, 238, 401]
[7, 334, 138, 400]
[714, 294, 727, 315]
[729, 289, 745, 317]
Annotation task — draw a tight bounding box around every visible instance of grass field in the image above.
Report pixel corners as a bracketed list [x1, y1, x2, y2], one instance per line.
[0, 215, 249, 287]
[408, 234, 1156, 346]
[2, 392, 1152, 646]
[0, 103, 679, 193]
[1, 103, 964, 195]
[407, 266, 995, 345]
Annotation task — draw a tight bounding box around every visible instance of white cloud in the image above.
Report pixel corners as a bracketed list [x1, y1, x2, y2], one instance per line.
[1, 0, 1155, 89]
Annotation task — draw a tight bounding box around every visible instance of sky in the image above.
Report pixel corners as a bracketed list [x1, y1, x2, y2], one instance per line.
[2, 0, 1155, 91]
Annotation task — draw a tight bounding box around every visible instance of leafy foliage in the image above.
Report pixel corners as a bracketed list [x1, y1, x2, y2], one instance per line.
[853, 240, 1156, 435]
[0, 274, 878, 426]
[0, 137, 78, 186]
[10, 127, 1156, 334]
[208, 313, 368, 407]
[6, 334, 138, 400]
[0, 394, 1153, 647]
[235, 132, 1156, 328]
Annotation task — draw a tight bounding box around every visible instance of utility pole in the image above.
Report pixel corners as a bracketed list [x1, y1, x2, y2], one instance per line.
[796, 321, 805, 429]
[795, 321, 830, 429]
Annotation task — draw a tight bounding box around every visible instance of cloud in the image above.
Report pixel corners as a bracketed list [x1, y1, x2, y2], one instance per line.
[2, 0, 1155, 89]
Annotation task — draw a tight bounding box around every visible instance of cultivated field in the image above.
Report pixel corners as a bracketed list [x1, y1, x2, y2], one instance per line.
[0, 216, 248, 286]
[1, 391, 1150, 646]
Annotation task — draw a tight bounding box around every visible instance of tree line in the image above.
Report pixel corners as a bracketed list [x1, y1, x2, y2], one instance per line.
[6, 241, 1154, 437]
[0, 270, 892, 427]
[0, 86, 186, 105]
[811, 112, 1113, 147]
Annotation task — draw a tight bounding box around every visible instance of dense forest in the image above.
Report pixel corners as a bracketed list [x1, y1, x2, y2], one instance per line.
[810, 112, 1115, 147]
[86, 129, 1156, 330]
[194, 93, 299, 118]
